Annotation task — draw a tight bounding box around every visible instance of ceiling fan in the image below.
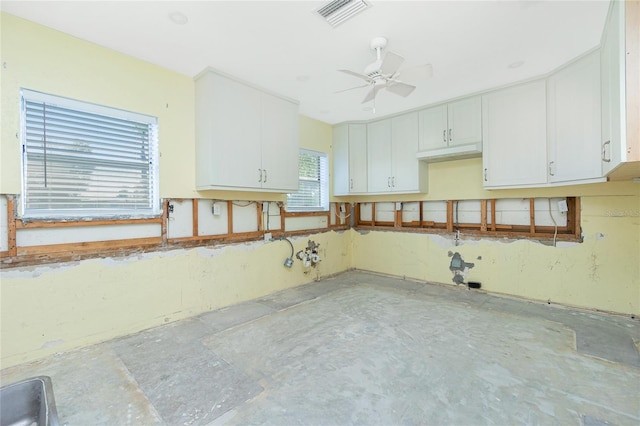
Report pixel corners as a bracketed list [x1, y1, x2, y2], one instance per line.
[337, 36, 433, 105]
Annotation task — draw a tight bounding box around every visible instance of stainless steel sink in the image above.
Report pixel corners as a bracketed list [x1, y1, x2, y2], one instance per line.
[0, 376, 59, 426]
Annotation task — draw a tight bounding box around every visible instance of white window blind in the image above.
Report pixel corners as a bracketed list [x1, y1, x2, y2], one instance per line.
[20, 89, 159, 219]
[287, 149, 329, 212]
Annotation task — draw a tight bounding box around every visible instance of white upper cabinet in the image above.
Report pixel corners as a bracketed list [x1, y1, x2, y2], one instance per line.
[261, 93, 300, 191]
[367, 119, 393, 193]
[332, 123, 367, 195]
[417, 96, 482, 161]
[483, 51, 604, 189]
[332, 125, 349, 196]
[601, 0, 627, 175]
[547, 50, 603, 184]
[194, 69, 299, 192]
[448, 97, 483, 146]
[392, 112, 425, 192]
[418, 105, 448, 151]
[367, 112, 427, 194]
[348, 124, 368, 193]
[482, 80, 548, 188]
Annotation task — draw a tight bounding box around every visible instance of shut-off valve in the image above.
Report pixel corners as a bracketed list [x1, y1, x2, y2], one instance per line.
[296, 240, 321, 268]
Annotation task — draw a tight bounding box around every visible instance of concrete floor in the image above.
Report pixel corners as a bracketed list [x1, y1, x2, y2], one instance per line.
[1, 270, 639, 425]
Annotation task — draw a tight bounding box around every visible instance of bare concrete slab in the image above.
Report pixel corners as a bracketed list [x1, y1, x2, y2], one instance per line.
[110, 324, 262, 426]
[203, 284, 639, 425]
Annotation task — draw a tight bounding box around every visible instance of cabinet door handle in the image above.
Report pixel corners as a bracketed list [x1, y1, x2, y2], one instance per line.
[258, 168, 262, 183]
[263, 169, 267, 183]
[448, 128, 452, 142]
[392, 176, 396, 187]
[484, 168, 488, 182]
[350, 178, 353, 190]
[602, 140, 611, 162]
[549, 161, 555, 176]
[387, 177, 391, 188]
[443, 130, 447, 143]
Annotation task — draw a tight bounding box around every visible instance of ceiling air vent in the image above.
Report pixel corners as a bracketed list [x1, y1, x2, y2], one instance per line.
[316, 0, 370, 27]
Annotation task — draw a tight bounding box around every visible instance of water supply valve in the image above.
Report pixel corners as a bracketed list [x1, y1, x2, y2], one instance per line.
[296, 240, 321, 268]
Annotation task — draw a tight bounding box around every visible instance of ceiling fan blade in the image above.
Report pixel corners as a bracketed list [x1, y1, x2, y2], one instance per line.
[380, 51, 405, 76]
[334, 84, 370, 94]
[362, 84, 384, 103]
[397, 64, 433, 81]
[386, 81, 416, 97]
[338, 69, 371, 82]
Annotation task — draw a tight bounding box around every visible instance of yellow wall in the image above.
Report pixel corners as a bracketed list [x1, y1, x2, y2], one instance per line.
[1, 13, 638, 370]
[347, 158, 639, 317]
[1, 231, 351, 368]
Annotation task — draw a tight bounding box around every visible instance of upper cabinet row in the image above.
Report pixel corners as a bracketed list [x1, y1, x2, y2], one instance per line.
[334, 48, 602, 195]
[333, 112, 429, 196]
[194, 69, 299, 192]
[333, 97, 479, 195]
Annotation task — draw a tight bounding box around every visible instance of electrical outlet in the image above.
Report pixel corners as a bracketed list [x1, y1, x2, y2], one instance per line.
[212, 203, 221, 216]
[557, 200, 568, 213]
[264, 232, 272, 242]
[395, 202, 403, 211]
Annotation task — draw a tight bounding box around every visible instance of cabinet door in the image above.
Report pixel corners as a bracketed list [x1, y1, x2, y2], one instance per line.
[332, 125, 349, 196]
[547, 50, 602, 183]
[209, 76, 262, 189]
[367, 119, 393, 193]
[418, 105, 448, 151]
[601, 0, 626, 174]
[261, 93, 299, 191]
[391, 112, 419, 192]
[482, 80, 548, 188]
[348, 124, 368, 193]
[448, 96, 482, 146]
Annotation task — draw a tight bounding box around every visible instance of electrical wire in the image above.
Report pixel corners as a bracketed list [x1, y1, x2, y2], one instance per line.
[455, 200, 459, 231]
[273, 236, 294, 258]
[548, 198, 558, 247]
[232, 201, 256, 207]
[266, 201, 270, 231]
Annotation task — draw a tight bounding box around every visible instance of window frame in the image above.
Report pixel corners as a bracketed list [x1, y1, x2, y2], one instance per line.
[286, 148, 329, 213]
[19, 89, 160, 220]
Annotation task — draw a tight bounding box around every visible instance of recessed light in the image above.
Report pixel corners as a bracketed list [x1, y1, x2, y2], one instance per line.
[508, 60, 525, 69]
[169, 11, 188, 25]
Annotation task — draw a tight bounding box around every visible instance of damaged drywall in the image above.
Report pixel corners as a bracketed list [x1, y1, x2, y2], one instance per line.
[448, 251, 475, 285]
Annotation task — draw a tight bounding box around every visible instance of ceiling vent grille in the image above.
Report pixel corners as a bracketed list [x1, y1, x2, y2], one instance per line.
[316, 0, 370, 27]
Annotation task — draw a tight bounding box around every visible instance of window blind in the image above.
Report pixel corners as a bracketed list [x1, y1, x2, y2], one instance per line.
[287, 149, 329, 212]
[21, 89, 159, 218]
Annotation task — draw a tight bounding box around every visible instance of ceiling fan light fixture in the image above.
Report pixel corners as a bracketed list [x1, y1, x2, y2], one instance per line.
[316, 0, 370, 27]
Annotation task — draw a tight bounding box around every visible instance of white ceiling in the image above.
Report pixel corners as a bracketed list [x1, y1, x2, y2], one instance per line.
[1, 0, 610, 125]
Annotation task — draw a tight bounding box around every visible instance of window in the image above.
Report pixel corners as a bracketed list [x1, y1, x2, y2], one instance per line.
[286, 149, 329, 212]
[20, 89, 159, 219]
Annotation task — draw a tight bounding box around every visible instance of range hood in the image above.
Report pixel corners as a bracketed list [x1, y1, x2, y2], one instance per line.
[416, 142, 482, 163]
